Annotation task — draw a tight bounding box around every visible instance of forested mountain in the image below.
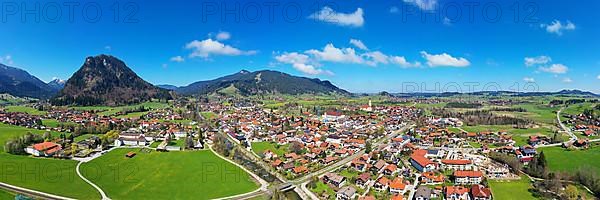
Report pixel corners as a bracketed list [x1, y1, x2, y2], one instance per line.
[52, 55, 172, 106]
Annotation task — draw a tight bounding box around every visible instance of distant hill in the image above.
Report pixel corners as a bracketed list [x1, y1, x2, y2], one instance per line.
[173, 70, 349, 96]
[156, 84, 179, 90]
[47, 78, 66, 90]
[392, 90, 599, 98]
[52, 55, 172, 106]
[0, 63, 58, 99]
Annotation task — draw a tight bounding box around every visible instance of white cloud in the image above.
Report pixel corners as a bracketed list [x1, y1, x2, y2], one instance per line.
[420, 51, 470, 67]
[364, 51, 389, 66]
[541, 20, 576, 36]
[597, 75, 600, 80]
[349, 39, 368, 50]
[403, 0, 438, 11]
[524, 56, 551, 66]
[391, 56, 421, 68]
[104, 46, 112, 51]
[170, 56, 185, 62]
[389, 6, 399, 13]
[275, 52, 332, 75]
[216, 31, 231, 41]
[0, 55, 13, 65]
[274, 41, 424, 74]
[185, 38, 256, 58]
[162, 64, 168, 68]
[305, 43, 364, 64]
[309, 7, 364, 27]
[562, 77, 573, 83]
[539, 63, 568, 74]
[523, 77, 535, 83]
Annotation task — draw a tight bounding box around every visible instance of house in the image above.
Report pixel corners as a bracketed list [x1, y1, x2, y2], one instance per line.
[421, 171, 444, 184]
[323, 172, 346, 188]
[373, 177, 390, 191]
[389, 178, 407, 194]
[355, 173, 370, 188]
[445, 185, 470, 200]
[25, 142, 62, 157]
[114, 136, 147, 146]
[336, 186, 356, 200]
[470, 184, 492, 200]
[454, 171, 483, 185]
[414, 186, 433, 200]
[383, 164, 398, 175]
[410, 150, 436, 172]
[293, 166, 308, 174]
[441, 159, 473, 171]
[583, 129, 596, 137]
[371, 160, 387, 173]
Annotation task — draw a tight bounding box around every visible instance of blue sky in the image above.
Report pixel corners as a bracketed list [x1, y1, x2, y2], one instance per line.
[1, 0, 599, 93]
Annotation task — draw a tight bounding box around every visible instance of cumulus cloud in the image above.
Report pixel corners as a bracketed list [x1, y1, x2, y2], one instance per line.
[541, 20, 576, 36]
[562, 77, 573, 83]
[403, 0, 438, 11]
[275, 52, 332, 75]
[305, 43, 364, 64]
[524, 56, 551, 66]
[420, 51, 470, 67]
[523, 77, 535, 83]
[309, 7, 364, 27]
[274, 41, 423, 75]
[216, 31, 231, 41]
[170, 56, 185, 62]
[539, 64, 568, 74]
[597, 75, 600, 80]
[349, 39, 368, 50]
[185, 38, 256, 58]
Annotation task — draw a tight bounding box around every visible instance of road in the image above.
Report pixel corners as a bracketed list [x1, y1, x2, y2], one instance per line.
[289, 123, 414, 199]
[76, 162, 110, 200]
[557, 107, 577, 142]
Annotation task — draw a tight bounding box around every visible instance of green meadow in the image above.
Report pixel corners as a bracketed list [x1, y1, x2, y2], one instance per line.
[81, 148, 259, 199]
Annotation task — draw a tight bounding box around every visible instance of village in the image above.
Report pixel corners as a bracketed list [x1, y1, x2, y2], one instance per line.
[0, 97, 599, 200]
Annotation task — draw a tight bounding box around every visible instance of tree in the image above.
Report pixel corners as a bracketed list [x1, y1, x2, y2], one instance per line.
[365, 141, 372, 153]
[564, 185, 579, 200]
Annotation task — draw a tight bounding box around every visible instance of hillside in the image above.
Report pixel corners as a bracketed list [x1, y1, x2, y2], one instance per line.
[174, 70, 349, 96]
[0, 63, 58, 99]
[52, 55, 172, 106]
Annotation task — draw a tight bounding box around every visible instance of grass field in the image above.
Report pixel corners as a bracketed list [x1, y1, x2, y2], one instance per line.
[0, 123, 62, 152]
[488, 176, 537, 200]
[540, 144, 600, 176]
[309, 181, 335, 200]
[3, 106, 47, 116]
[74, 134, 95, 142]
[42, 119, 77, 128]
[80, 148, 258, 199]
[252, 142, 289, 157]
[115, 111, 149, 118]
[460, 125, 557, 146]
[506, 103, 559, 124]
[0, 153, 100, 199]
[93, 102, 170, 116]
[0, 189, 13, 200]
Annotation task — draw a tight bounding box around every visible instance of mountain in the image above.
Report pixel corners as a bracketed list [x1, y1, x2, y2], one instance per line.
[156, 84, 179, 90]
[175, 70, 349, 96]
[0, 63, 58, 99]
[52, 55, 172, 106]
[47, 78, 66, 90]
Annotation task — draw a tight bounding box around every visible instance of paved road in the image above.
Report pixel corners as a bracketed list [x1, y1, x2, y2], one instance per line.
[557, 107, 577, 142]
[76, 162, 110, 200]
